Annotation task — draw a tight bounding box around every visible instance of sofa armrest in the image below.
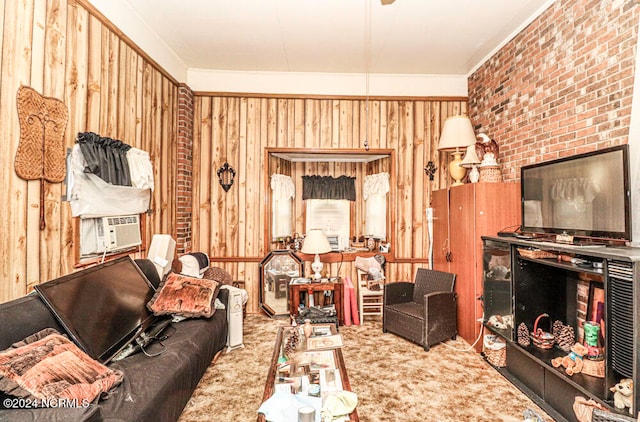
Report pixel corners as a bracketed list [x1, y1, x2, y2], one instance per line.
[217, 286, 230, 309]
[384, 282, 414, 306]
[0, 293, 63, 350]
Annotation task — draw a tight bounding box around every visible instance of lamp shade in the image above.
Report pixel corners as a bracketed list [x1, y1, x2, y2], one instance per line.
[437, 115, 477, 151]
[460, 144, 481, 168]
[301, 229, 332, 254]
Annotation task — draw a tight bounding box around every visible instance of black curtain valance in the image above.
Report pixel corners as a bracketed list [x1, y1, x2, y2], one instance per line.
[77, 131, 132, 186]
[302, 175, 356, 201]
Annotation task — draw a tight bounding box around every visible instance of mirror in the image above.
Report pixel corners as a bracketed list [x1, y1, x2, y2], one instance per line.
[259, 250, 304, 317]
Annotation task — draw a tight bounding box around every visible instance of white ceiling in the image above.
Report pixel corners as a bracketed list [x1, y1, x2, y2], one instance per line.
[117, 0, 553, 76]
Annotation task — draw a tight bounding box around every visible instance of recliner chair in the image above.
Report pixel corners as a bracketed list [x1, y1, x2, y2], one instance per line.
[382, 268, 457, 351]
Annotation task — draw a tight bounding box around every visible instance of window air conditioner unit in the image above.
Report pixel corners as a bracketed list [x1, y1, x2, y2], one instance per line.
[79, 215, 142, 256]
[96, 215, 142, 252]
[95, 215, 142, 252]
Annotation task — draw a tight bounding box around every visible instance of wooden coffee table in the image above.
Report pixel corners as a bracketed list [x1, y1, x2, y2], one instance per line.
[257, 325, 359, 422]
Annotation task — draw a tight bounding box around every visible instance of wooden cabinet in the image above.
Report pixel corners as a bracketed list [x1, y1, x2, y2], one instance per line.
[432, 182, 521, 350]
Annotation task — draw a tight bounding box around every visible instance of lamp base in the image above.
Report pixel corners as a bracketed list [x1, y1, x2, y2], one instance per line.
[469, 165, 480, 183]
[311, 254, 323, 280]
[449, 151, 467, 186]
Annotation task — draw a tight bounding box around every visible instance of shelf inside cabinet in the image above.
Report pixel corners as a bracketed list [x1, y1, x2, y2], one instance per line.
[511, 341, 609, 402]
[515, 255, 604, 277]
[482, 322, 512, 342]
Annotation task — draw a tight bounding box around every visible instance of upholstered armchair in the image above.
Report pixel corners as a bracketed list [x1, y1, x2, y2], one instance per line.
[382, 268, 457, 351]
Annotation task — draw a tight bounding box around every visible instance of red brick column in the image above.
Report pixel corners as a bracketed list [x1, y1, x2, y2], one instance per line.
[176, 83, 194, 254]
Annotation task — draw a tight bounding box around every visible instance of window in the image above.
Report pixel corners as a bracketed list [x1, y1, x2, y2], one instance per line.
[305, 199, 350, 250]
[67, 138, 152, 263]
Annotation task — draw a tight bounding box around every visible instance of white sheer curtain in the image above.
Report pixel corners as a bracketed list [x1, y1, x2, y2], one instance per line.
[127, 147, 154, 190]
[363, 172, 390, 238]
[271, 174, 295, 239]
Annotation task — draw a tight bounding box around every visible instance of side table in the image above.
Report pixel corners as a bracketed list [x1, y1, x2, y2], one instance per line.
[289, 279, 343, 326]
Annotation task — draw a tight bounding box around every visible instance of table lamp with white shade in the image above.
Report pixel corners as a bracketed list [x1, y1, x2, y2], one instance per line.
[301, 229, 332, 280]
[460, 144, 482, 183]
[437, 115, 478, 186]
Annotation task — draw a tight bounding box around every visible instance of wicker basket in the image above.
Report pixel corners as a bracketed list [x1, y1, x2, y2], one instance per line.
[582, 359, 605, 378]
[531, 313, 555, 350]
[483, 334, 507, 367]
[479, 165, 502, 182]
[517, 248, 558, 260]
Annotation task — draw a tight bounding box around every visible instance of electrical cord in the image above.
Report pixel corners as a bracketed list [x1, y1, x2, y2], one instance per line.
[500, 223, 522, 233]
[439, 313, 485, 352]
[138, 325, 175, 358]
[140, 339, 167, 357]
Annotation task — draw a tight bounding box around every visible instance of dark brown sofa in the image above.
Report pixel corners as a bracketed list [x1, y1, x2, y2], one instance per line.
[382, 268, 457, 351]
[0, 258, 228, 422]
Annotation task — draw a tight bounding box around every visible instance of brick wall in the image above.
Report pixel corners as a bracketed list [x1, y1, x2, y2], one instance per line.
[176, 83, 194, 254]
[468, 0, 639, 182]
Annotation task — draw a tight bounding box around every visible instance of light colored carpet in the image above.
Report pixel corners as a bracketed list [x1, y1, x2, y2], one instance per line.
[178, 314, 553, 422]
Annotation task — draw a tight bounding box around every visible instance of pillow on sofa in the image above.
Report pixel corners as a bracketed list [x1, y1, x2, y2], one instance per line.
[202, 266, 233, 285]
[147, 272, 221, 318]
[0, 328, 123, 403]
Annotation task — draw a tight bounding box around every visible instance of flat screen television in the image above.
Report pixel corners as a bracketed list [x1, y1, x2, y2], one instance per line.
[34, 256, 159, 363]
[520, 145, 631, 241]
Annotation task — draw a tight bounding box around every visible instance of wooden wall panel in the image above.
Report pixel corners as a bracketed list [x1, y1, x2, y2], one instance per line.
[1, 0, 33, 302]
[28, 0, 46, 290]
[193, 95, 467, 313]
[0, 0, 180, 303]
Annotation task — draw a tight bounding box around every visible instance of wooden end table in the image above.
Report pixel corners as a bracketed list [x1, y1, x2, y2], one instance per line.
[289, 279, 344, 326]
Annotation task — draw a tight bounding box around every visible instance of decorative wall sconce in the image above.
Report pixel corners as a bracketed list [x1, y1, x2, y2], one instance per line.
[424, 161, 437, 181]
[217, 162, 236, 192]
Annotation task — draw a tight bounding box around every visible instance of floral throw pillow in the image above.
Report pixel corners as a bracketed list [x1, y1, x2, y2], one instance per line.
[147, 272, 221, 318]
[0, 328, 123, 404]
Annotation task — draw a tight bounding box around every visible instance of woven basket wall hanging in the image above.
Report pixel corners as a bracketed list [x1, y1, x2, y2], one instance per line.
[14, 85, 69, 229]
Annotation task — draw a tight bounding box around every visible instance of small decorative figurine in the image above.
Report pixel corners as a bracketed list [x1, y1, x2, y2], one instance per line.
[611, 378, 634, 414]
[303, 319, 313, 338]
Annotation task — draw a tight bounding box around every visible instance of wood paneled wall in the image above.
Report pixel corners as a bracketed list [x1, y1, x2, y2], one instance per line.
[0, 0, 468, 312]
[192, 94, 467, 313]
[0, 0, 179, 303]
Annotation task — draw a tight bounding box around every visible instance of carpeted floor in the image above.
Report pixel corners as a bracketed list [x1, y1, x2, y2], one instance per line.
[178, 315, 553, 422]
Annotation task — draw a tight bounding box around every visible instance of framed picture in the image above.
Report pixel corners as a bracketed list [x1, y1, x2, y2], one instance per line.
[587, 282, 605, 323]
[585, 281, 605, 345]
